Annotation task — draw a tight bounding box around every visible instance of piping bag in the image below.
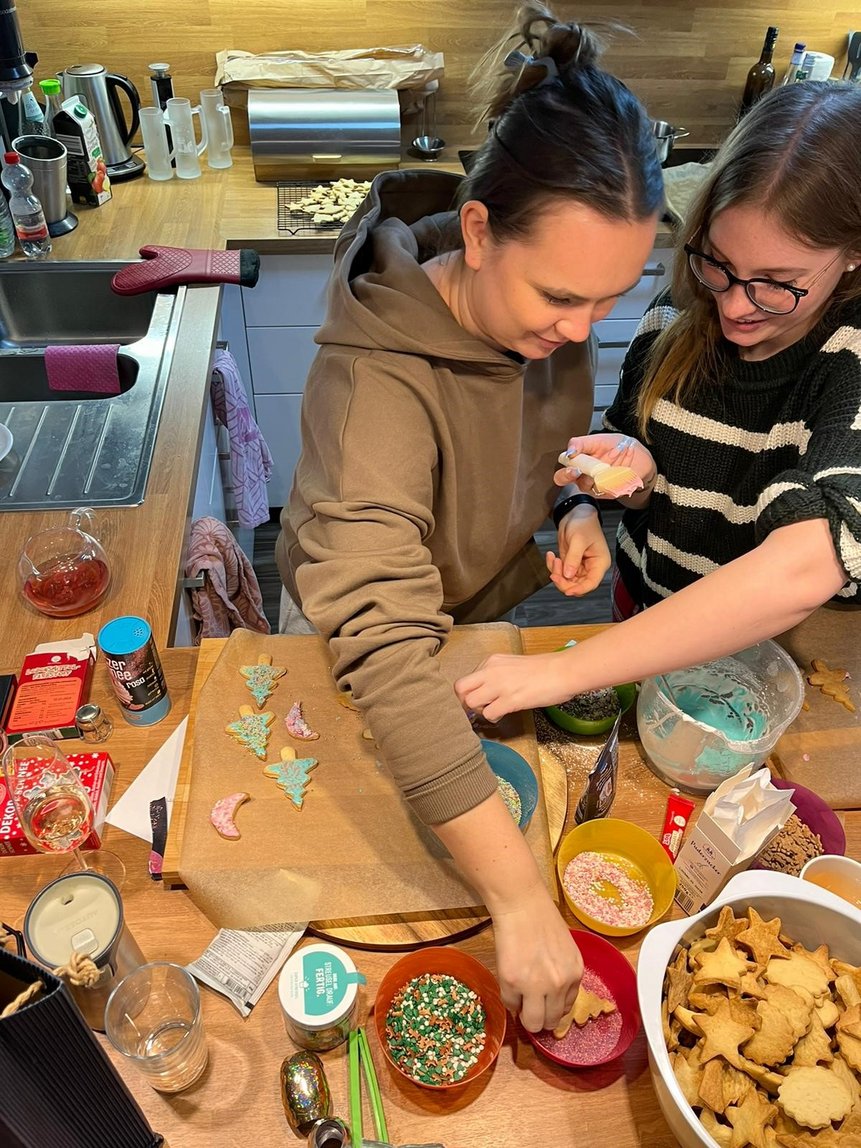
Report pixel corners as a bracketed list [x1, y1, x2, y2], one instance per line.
[558, 449, 643, 498]
[111, 245, 260, 296]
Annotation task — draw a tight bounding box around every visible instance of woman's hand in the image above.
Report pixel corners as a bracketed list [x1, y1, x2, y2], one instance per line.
[455, 651, 577, 721]
[548, 503, 610, 596]
[556, 432, 657, 498]
[492, 886, 584, 1032]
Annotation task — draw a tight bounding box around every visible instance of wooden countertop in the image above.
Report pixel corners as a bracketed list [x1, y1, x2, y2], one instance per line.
[1, 286, 221, 669]
[47, 146, 675, 261]
[2, 626, 858, 1148]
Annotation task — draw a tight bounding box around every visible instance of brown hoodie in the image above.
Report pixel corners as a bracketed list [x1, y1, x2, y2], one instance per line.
[276, 169, 594, 824]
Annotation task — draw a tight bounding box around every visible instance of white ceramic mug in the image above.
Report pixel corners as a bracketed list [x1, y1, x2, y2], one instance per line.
[199, 88, 233, 169]
[139, 107, 172, 181]
[800, 853, 861, 910]
[164, 97, 207, 179]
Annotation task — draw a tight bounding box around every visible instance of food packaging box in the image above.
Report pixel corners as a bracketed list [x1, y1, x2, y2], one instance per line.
[5, 635, 96, 743]
[53, 96, 112, 206]
[0, 674, 16, 729]
[0, 750, 114, 857]
[674, 765, 794, 915]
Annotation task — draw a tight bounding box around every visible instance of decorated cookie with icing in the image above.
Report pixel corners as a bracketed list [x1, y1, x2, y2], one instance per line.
[210, 792, 250, 839]
[226, 705, 275, 759]
[285, 700, 320, 741]
[240, 653, 287, 708]
[264, 746, 318, 809]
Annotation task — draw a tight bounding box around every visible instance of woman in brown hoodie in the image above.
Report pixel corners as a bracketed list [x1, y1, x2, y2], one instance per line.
[277, 4, 663, 1033]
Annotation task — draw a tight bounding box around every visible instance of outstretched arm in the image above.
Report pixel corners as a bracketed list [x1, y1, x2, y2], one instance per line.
[433, 794, 583, 1032]
[456, 518, 846, 720]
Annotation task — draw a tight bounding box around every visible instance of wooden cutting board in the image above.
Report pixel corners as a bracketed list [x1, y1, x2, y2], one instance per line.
[772, 606, 861, 809]
[164, 625, 567, 946]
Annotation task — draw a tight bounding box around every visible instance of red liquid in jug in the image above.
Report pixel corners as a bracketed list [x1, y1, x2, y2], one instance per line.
[23, 557, 110, 617]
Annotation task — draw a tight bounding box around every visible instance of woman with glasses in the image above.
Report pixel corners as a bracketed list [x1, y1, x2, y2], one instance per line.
[456, 81, 861, 722]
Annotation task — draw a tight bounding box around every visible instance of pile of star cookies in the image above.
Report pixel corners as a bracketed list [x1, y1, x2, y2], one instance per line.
[292, 179, 373, 225]
[662, 905, 861, 1146]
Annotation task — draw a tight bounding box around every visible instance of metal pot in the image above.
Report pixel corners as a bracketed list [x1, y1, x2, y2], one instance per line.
[651, 120, 689, 165]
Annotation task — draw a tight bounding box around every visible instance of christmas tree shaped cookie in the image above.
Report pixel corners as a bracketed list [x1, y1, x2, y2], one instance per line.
[264, 746, 318, 810]
[226, 705, 275, 759]
[240, 653, 286, 709]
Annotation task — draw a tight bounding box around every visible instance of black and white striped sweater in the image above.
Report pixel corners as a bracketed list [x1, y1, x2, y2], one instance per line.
[604, 290, 861, 608]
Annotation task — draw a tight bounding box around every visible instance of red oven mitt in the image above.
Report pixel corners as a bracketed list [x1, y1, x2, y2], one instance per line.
[111, 245, 260, 295]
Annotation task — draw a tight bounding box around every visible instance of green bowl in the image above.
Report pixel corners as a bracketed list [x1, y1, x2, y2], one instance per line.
[544, 681, 637, 736]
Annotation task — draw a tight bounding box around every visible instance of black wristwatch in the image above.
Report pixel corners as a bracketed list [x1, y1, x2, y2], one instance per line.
[552, 492, 603, 529]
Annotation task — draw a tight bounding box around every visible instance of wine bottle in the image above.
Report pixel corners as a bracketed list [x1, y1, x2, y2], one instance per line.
[739, 26, 779, 118]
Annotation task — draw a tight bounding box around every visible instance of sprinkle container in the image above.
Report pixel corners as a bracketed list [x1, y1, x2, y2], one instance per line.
[556, 818, 677, 937]
[278, 943, 364, 1052]
[372, 947, 506, 1090]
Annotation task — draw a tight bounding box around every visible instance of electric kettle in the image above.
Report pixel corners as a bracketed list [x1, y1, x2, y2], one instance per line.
[60, 63, 145, 180]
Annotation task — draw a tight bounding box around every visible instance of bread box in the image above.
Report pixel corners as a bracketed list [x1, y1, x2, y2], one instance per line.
[248, 88, 401, 181]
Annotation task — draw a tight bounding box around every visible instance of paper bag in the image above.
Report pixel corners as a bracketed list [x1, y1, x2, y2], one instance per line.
[215, 46, 445, 92]
[0, 945, 162, 1148]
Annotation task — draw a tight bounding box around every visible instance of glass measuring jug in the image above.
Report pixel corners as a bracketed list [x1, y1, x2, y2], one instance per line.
[18, 507, 111, 617]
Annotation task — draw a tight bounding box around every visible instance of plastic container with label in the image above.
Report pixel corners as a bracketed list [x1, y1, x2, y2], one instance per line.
[278, 943, 364, 1051]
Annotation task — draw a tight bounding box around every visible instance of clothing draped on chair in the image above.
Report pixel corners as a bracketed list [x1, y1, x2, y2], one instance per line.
[186, 516, 270, 640]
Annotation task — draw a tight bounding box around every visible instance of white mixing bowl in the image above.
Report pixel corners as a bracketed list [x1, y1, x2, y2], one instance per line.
[636, 870, 861, 1148]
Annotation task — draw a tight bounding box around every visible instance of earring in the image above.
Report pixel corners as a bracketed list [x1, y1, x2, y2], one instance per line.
[849, 264, 858, 272]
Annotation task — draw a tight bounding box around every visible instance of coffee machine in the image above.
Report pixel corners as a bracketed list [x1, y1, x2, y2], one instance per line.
[0, 0, 38, 148]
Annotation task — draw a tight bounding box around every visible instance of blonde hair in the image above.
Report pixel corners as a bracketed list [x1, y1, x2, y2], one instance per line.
[637, 82, 861, 437]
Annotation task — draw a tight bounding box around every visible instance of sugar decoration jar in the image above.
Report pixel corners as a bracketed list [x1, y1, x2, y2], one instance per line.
[278, 943, 364, 1052]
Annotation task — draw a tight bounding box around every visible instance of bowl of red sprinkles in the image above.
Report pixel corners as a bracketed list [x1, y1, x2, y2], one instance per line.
[527, 930, 640, 1068]
[556, 818, 677, 937]
[372, 947, 506, 1090]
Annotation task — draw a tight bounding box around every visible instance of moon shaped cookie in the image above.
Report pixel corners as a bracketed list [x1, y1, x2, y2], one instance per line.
[210, 792, 250, 840]
[285, 700, 320, 741]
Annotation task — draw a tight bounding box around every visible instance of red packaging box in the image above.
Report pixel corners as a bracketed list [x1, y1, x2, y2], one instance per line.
[0, 750, 114, 857]
[5, 643, 95, 743]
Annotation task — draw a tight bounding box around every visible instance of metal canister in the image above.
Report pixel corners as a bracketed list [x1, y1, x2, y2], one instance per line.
[23, 872, 146, 1032]
[97, 615, 171, 726]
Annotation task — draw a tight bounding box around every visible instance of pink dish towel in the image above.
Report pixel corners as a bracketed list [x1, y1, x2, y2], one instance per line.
[45, 344, 122, 395]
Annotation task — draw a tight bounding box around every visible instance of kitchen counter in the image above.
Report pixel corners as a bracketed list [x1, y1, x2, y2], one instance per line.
[46, 146, 676, 260]
[2, 626, 857, 1148]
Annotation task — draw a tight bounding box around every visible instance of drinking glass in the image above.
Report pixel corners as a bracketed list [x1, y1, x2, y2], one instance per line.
[164, 98, 206, 180]
[1, 733, 124, 885]
[199, 88, 233, 168]
[105, 961, 208, 1092]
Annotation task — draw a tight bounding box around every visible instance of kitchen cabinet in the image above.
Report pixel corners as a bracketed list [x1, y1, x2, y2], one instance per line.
[590, 249, 673, 430]
[220, 253, 332, 506]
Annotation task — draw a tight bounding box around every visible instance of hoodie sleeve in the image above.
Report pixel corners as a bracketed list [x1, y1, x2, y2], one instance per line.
[293, 353, 497, 825]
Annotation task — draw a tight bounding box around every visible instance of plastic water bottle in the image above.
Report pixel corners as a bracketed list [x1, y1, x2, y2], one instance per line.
[1, 152, 51, 259]
[0, 189, 15, 258]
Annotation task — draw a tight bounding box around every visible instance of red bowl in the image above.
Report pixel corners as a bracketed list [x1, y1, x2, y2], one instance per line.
[372, 947, 507, 1090]
[525, 930, 640, 1068]
[751, 777, 846, 868]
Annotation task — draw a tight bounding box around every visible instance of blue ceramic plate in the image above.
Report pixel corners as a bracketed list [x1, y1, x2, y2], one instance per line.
[481, 738, 539, 831]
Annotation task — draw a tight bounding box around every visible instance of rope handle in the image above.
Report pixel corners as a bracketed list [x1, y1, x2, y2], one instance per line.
[1, 949, 101, 1019]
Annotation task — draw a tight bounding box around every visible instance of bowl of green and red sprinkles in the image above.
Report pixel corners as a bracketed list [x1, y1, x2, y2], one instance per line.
[373, 948, 506, 1089]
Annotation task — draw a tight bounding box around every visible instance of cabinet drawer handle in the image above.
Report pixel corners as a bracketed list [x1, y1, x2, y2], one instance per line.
[181, 574, 206, 590]
[597, 340, 631, 349]
[641, 262, 666, 277]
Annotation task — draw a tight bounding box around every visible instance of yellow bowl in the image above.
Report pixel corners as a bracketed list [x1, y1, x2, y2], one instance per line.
[556, 818, 677, 937]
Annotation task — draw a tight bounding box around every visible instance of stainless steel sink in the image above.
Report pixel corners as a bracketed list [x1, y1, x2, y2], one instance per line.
[0, 262, 184, 511]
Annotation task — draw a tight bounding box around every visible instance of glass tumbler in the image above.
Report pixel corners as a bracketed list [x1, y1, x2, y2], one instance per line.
[105, 961, 208, 1092]
[164, 98, 207, 179]
[199, 88, 233, 168]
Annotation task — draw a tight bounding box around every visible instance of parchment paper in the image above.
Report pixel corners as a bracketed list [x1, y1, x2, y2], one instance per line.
[178, 625, 554, 928]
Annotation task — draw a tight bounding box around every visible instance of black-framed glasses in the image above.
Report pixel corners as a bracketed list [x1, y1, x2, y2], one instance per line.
[684, 243, 842, 315]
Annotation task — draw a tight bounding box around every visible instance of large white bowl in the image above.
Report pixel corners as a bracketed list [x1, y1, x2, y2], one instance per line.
[637, 870, 861, 1148]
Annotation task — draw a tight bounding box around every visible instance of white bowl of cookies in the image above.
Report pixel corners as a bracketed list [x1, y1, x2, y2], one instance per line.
[637, 870, 861, 1148]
